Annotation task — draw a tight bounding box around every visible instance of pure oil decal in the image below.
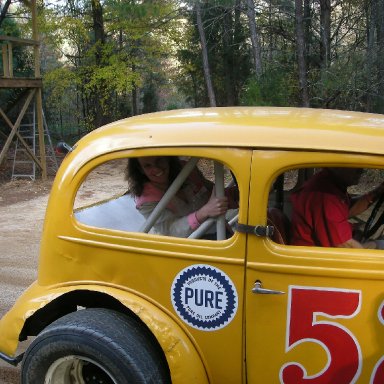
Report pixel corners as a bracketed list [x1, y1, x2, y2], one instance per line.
[171, 264, 238, 331]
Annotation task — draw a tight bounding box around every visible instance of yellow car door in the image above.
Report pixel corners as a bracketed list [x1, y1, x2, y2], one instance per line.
[245, 150, 384, 383]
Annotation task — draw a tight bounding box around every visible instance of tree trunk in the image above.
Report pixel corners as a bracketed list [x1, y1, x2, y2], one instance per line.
[320, 0, 331, 69]
[233, 0, 242, 105]
[132, 61, 138, 116]
[222, 7, 235, 106]
[195, 0, 216, 107]
[0, 0, 12, 28]
[319, 0, 331, 105]
[295, 0, 310, 107]
[376, 0, 384, 113]
[91, 0, 106, 127]
[91, 0, 105, 65]
[245, 0, 262, 77]
[366, 0, 376, 112]
[303, 0, 311, 59]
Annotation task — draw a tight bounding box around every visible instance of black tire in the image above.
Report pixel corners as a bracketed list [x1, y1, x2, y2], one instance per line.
[21, 308, 171, 384]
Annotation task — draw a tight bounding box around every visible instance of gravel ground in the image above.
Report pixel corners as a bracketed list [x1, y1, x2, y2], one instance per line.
[0, 190, 47, 383]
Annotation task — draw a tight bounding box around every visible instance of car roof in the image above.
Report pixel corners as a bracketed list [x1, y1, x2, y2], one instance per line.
[74, 107, 384, 158]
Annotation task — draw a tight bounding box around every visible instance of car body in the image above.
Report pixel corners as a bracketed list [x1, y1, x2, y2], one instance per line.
[1, 107, 384, 383]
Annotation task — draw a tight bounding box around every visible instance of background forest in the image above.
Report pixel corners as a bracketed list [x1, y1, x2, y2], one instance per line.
[1, 0, 384, 143]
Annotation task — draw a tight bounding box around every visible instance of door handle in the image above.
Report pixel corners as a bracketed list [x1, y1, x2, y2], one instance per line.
[252, 280, 285, 295]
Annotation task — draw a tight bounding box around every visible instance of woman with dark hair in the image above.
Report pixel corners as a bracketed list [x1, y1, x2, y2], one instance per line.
[126, 156, 237, 238]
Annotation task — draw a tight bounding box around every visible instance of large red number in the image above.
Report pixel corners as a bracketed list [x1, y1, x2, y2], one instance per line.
[371, 357, 384, 384]
[370, 302, 384, 384]
[280, 286, 361, 384]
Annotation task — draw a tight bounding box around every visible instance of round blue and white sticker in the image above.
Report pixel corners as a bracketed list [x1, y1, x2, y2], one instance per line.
[171, 264, 238, 331]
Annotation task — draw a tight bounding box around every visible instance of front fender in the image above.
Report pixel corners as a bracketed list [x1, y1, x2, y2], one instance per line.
[0, 281, 209, 384]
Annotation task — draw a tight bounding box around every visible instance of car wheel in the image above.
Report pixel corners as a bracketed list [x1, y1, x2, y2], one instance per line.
[21, 308, 170, 384]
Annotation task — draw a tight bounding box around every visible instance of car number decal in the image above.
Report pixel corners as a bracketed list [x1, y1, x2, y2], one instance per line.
[280, 286, 362, 383]
[370, 302, 384, 384]
[278, 286, 384, 383]
[171, 264, 238, 331]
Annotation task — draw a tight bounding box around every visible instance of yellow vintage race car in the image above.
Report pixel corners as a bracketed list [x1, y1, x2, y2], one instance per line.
[1, 107, 384, 383]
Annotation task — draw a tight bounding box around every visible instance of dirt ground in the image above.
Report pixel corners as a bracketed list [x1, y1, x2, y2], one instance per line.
[0, 160, 128, 384]
[0, 177, 51, 383]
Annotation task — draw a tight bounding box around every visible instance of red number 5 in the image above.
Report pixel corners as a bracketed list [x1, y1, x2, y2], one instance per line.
[370, 302, 384, 384]
[280, 286, 361, 384]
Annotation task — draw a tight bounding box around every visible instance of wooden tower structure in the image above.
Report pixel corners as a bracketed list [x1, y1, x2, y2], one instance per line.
[0, 0, 47, 180]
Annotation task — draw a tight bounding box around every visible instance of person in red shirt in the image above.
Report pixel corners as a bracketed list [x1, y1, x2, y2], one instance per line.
[290, 168, 384, 249]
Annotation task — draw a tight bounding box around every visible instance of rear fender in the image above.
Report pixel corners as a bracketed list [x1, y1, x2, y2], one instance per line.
[0, 281, 209, 384]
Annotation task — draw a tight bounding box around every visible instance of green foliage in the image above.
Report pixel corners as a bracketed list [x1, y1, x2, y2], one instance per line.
[175, 1, 252, 106]
[3, 0, 384, 139]
[83, 43, 140, 94]
[141, 81, 158, 113]
[0, 8, 34, 78]
[0, 12, 21, 36]
[240, 67, 291, 107]
[32, 0, 183, 133]
[43, 67, 77, 108]
[309, 51, 371, 111]
[106, 0, 165, 19]
[42, 67, 86, 137]
[209, 0, 236, 6]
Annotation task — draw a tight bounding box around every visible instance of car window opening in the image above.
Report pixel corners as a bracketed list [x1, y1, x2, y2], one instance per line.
[75, 156, 239, 241]
[268, 167, 384, 250]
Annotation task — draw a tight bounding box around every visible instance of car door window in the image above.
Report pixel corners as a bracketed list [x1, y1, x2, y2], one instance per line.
[74, 155, 239, 240]
[267, 167, 384, 249]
